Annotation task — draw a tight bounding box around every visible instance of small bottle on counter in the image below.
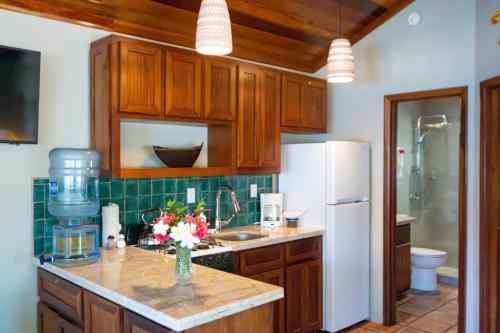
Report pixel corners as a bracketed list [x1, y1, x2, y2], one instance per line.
[116, 234, 126, 249]
[106, 235, 116, 250]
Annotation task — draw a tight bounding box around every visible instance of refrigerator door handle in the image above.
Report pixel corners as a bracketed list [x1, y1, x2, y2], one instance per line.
[335, 197, 369, 205]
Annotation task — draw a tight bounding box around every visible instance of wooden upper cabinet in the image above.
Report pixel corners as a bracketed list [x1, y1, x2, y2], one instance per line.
[260, 70, 281, 170]
[238, 65, 261, 168]
[119, 41, 163, 116]
[237, 65, 281, 171]
[165, 49, 202, 119]
[203, 57, 237, 121]
[281, 73, 327, 133]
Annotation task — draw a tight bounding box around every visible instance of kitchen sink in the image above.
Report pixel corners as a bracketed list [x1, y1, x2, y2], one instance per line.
[212, 233, 268, 241]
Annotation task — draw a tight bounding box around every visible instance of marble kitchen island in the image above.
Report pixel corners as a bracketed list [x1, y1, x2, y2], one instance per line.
[34, 246, 283, 332]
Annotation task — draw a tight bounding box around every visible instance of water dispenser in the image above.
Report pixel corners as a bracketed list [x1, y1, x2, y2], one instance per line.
[43, 148, 101, 266]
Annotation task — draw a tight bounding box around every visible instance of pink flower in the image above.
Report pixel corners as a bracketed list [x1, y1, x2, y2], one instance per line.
[155, 233, 170, 243]
[185, 214, 209, 240]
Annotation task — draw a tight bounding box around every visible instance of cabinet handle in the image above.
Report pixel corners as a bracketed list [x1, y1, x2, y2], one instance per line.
[54, 278, 59, 285]
[308, 81, 312, 85]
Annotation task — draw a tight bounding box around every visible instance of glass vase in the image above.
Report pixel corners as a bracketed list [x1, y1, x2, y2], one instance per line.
[175, 242, 193, 285]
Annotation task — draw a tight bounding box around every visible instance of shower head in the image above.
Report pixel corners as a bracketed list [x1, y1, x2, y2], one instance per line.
[415, 115, 452, 144]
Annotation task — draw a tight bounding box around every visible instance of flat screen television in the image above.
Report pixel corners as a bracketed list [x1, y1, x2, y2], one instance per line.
[0, 45, 40, 144]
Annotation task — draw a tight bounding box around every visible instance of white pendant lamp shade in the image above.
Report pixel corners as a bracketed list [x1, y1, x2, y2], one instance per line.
[196, 0, 233, 55]
[327, 38, 355, 83]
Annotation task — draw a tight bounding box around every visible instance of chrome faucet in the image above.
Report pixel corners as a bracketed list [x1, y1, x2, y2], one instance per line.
[215, 185, 240, 233]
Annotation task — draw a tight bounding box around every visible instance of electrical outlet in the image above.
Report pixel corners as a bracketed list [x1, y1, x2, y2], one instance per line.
[187, 188, 196, 203]
[250, 184, 258, 198]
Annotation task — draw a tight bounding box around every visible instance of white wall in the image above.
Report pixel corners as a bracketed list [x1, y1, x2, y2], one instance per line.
[284, 0, 479, 330]
[0, 10, 108, 332]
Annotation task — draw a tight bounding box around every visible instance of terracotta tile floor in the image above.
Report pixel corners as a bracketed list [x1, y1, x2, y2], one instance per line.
[341, 284, 458, 333]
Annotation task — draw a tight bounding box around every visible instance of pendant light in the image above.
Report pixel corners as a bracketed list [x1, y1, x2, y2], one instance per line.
[327, 0, 355, 83]
[196, 0, 233, 56]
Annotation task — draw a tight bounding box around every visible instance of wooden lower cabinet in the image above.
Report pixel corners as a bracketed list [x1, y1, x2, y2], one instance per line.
[38, 302, 83, 333]
[84, 291, 122, 333]
[395, 224, 411, 293]
[285, 259, 322, 333]
[124, 310, 174, 333]
[249, 268, 285, 333]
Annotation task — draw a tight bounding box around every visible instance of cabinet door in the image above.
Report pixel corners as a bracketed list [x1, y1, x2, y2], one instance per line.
[119, 41, 162, 116]
[204, 58, 236, 121]
[165, 49, 202, 119]
[285, 259, 323, 333]
[281, 74, 303, 128]
[38, 302, 61, 333]
[124, 310, 174, 333]
[260, 69, 281, 169]
[396, 243, 411, 292]
[60, 318, 83, 333]
[249, 268, 285, 333]
[301, 78, 326, 131]
[238, 65, 261, 168]
[84, 291, 122, 333]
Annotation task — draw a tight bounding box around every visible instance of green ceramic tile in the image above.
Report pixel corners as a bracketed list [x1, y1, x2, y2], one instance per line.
[265, 175, 273, 188]
[139, 196, 151, 210]
[176, 193, 187, 203]
[111, 179, 124, 198]
[257, 176, 265, 188]
[151, 195, 163, 208]
[125, 211, 139, 226]
[34, 178, 45, 185]
[98, 182, 110, 198]
[164, 178, 176, 193]
[45, 218, 58, 236]
[152, 179, 163, 195]
[164, 194, 176, 203]
[186, 177, 198, 189]
[238, 175, 248, 189]
[99, 198, 110, 207]
[44, 203, 53, 219]
[245, 213, 256, 224]
[220, 176, 231, 187]
[209, 177, 220, 192]
[247, 175, 257, 186]
[238, 189, 248, 202]
[199, 177, 209, 191]
[34, 238, 45, 256]
[125, 197, 139, 211]
[33, 185, 44, 203]
[45, 236, 54, 253]
[255, 212, 261, 222]
[110, 198, 124, 212]
[125, 179, 138, 197]
[44, 183, 50, 200]
[34, 202, 44, 220]
[176, 178, 186, 194]
[247, 201, 256, 213]
[34, 219, 44, 238]
[139, 179, 152, 196]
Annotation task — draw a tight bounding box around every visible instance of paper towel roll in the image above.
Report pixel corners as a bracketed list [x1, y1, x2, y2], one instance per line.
[102, 203, 121, 247]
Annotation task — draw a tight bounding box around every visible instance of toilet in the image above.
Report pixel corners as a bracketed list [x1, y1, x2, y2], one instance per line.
[410, 247, 447, 291]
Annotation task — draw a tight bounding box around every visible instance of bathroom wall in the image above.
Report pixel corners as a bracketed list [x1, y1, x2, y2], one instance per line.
[396, 97, 461, 270]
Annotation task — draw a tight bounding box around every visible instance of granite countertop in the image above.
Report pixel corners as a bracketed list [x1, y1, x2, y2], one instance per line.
[33, 246, 283, 331]
[213, 225, 325, 251]
[396, 213, 416, 226]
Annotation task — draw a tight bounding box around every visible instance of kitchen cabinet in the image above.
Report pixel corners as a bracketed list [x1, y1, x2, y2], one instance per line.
[119, 41, 163, 116]
[38, 302, 83, 333]
[281, 73, 327, 133]
[248, 268, 285, 333]
[84, 291, 122, 333]
[124, 310, 174, 333]
[233, 236, 323, 333]
[285, 259, 322, 333]
[203, 57, 237, 121]
[396, 224, 411, 293]
[165, 49, 202, 119]
[237, 64, 281, 172]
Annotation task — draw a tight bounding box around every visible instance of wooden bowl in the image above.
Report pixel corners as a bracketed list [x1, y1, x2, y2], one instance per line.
[153, 143, 203, 168]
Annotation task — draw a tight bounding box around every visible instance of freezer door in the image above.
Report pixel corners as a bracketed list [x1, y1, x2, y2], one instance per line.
[279, 143, 327, 228]
[325, 202, 370, 332]
[326, 141, 370, 204]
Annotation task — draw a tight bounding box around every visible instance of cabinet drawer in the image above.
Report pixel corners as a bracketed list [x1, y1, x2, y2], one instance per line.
[38, 269, 84, 324]
[285, 236, 322, 264]
[238, 244, 285, 276]
[396, 224, 411, 246]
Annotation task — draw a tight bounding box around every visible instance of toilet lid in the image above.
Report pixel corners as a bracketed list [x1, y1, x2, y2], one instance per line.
[411, 247, 447, 257]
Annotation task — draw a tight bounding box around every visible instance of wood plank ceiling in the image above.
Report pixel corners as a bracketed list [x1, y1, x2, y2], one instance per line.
[0, 0, 414, 72]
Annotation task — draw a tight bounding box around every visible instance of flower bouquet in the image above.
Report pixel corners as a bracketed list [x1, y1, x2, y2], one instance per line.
[152, 199, 209, 285]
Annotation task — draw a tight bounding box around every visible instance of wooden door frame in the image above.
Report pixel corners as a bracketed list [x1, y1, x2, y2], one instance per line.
[383, 86, 468, 331]
[480, 75, 500, 333]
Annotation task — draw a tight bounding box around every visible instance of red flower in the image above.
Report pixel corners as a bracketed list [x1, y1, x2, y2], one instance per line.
[155, 233, 170, 243]
[185, 214, 209, 240]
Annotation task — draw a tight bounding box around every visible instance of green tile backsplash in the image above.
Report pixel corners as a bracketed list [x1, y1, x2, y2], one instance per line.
[33, 174, 273, 256]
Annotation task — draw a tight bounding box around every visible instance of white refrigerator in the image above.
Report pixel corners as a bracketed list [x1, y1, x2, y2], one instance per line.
[279, 141, 370, 332]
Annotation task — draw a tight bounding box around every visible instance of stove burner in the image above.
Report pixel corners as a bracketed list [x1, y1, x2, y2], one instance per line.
[134, 238, 225, 255]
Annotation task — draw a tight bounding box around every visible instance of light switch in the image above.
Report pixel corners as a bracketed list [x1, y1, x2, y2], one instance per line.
[250, 184, 258, 198]
[187, 188, 196, 203]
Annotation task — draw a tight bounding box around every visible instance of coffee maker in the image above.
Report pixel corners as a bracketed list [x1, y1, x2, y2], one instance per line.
[260, 193, 283, 227]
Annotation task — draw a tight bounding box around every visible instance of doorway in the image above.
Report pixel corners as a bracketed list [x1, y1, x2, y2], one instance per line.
[383, 87, 467, 332]
[480, 75, 500, 333]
